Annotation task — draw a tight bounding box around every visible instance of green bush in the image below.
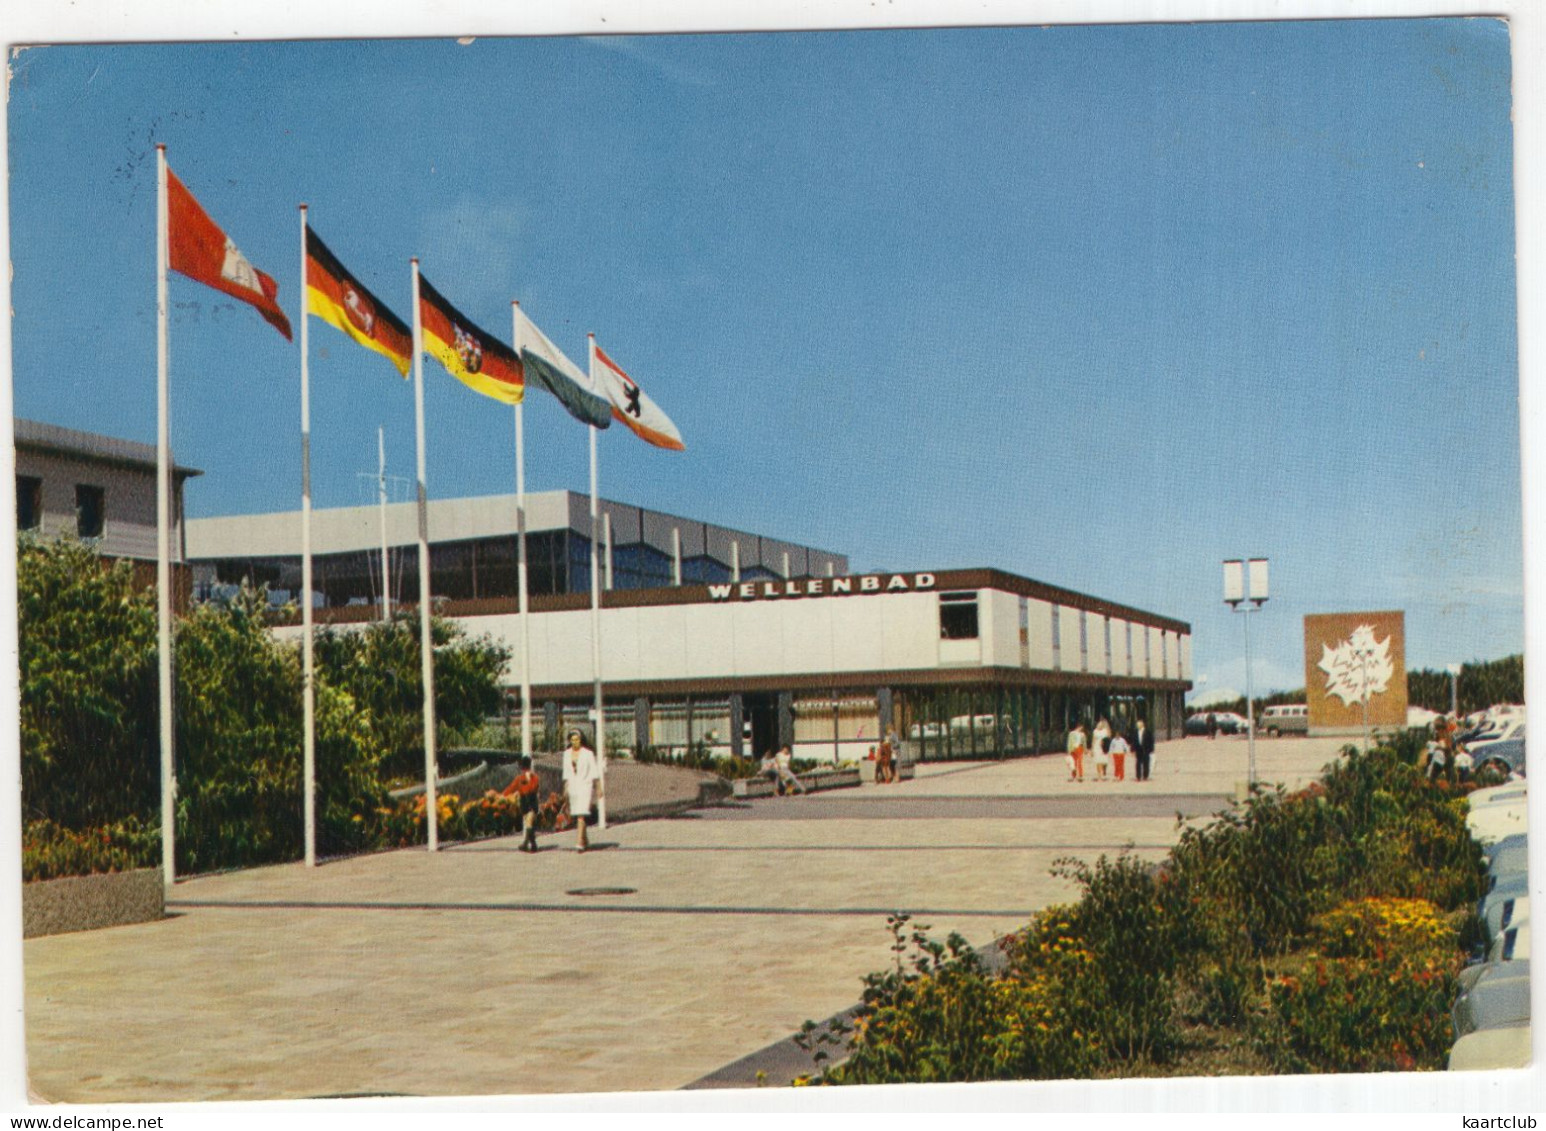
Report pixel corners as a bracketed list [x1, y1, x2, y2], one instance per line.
[17, 536, 159, 828]
[313, 616, 510, 781]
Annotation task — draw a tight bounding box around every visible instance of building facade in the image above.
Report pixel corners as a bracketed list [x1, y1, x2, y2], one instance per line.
[186, 491, 848, 608]
[277, 564, 1193, 762]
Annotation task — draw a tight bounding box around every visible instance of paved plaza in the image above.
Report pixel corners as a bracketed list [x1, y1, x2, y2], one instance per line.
[23, 736, 1351, 1102]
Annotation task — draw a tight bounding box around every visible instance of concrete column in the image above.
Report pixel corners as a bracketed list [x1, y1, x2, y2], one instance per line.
[877, 686, 893, 736]
[731, 541, 741, 583]
[782, 551, 791, 579]
[543, 701, 559, 751]
[777, 691, 794, 749]
[729, 693, 745, 761]
[634, 697, 650, 756]
[672, 527, 682, 586]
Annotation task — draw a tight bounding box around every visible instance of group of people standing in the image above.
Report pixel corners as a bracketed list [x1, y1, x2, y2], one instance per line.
[1065, 717, 1155, 782]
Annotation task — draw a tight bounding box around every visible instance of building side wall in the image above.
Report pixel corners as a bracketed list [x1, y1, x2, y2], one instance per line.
[15, 448, 182, 561]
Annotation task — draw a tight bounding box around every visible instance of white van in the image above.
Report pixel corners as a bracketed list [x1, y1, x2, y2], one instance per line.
[1262, 704, 1309, 736]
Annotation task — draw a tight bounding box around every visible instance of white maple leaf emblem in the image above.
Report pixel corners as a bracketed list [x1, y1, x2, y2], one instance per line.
[1317, 624, 1394, 707]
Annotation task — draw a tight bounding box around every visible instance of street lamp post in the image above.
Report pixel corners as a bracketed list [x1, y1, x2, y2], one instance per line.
[1224, 558, 1269, 790]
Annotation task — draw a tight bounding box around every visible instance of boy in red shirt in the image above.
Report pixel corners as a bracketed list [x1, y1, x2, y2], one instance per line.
[503, 755, 542, 852]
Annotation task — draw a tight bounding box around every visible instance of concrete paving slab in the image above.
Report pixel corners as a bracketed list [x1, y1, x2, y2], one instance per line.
[23, 737, 1346, 1102]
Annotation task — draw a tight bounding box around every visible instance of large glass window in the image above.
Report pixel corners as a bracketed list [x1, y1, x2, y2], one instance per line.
[612, 543, 673, 590]
[74, 484, 104, 539]
[1051, 603, 1061, 670]
[682, 555, 731, 584]
[1079, 610, 1088, 672]
[939, 591, 979, 640]
[16, 475, 41, 532]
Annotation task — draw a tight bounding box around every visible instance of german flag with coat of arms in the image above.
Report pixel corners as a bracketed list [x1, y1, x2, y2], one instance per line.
[305, 228, 412, 376]
[418, 275, 524, 404]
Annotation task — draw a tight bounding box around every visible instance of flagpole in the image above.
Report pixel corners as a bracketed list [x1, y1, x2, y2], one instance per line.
[299, 205, 317, 868]
[155, 144, 176, 889]
[512, 303, 533, 762]
[378, 427, 390, 622]
[587, 334, 606, 830]
[410, 259, 439, 852]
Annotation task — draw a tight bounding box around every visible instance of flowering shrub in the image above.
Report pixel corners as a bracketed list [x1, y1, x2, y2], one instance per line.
[372, 789, 566, 847]
[23, 817, 160, 882]
[814, 916, 1103, 1085]
[1254, 895, 1464, 1073]
[1311, 897, 1455, 961]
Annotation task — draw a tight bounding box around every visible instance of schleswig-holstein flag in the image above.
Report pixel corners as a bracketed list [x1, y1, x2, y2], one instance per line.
[514, 306, 612, 428]
[591, 341, 684, 451]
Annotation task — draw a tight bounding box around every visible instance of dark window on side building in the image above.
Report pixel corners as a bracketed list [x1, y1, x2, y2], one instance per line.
[16, 476, 41, 531]
[75, 484, 105, 539]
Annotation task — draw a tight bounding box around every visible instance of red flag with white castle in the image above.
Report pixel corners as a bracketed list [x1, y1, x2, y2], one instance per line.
[166, 166, 293, 340]
[591, 340, 684, 451]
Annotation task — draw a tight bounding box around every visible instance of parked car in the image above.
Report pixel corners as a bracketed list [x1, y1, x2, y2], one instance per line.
[1449, 1024, 1531, 1070]
[1469, 736, 1526, 780]
[1469, 798, 1528, 846]
[1470, 783, 1528, 809]
[1262, 704, 1308, 736]
[1451, 959, 1531, 1038]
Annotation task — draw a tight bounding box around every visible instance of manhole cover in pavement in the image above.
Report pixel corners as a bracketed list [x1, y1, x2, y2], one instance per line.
[567, 887, 637, 897]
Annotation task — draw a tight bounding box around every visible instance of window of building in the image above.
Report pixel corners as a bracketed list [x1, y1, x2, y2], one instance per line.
[1126, 622, 1134, 672]
[1079, 610, 1089, 672]
[16, 476, 41, 532]
[1103, 618, 1112, 673]
[1050, 603, 1061, 670]
[75, 484, 105, 539]
[1160, 630, 1169, 677]
[938, 591, 979, 640]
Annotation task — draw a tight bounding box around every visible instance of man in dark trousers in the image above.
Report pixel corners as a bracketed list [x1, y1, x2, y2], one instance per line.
[1131, 718, 1155, 781]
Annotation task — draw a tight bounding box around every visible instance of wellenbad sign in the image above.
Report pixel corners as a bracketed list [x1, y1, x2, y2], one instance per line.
[707, 573, 937, 601]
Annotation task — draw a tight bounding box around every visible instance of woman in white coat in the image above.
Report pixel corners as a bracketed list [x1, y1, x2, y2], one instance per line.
[561, 729, 601, 852]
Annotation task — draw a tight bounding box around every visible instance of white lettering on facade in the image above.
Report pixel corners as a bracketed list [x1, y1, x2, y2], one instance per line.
[707, 572, 957, 602]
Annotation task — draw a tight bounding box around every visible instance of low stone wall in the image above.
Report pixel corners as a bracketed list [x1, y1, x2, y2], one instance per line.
[857, 761, 917, 784]
[23, 868, 165, 939]
[732, 767, 861, 799]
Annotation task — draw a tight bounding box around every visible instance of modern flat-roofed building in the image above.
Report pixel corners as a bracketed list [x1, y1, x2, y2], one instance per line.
[268, 559, 1192, 762]
[198, 492, 1191, 762]
[185, 491, 849, 608]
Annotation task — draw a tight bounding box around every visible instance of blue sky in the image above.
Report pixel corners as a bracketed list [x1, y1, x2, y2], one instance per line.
[6, 19, 1521, 693]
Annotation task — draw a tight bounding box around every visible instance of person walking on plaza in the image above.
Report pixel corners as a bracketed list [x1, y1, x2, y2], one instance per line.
[501, 754, 543, 852]
[1131, 718, 1154, 781]
[1067, 722, 1087, 781]
[561, 729, 601, 852]
[775, 744, 807, 794]
[1108, 729, 1130, 781]
[1092, 717, 1113, 780]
